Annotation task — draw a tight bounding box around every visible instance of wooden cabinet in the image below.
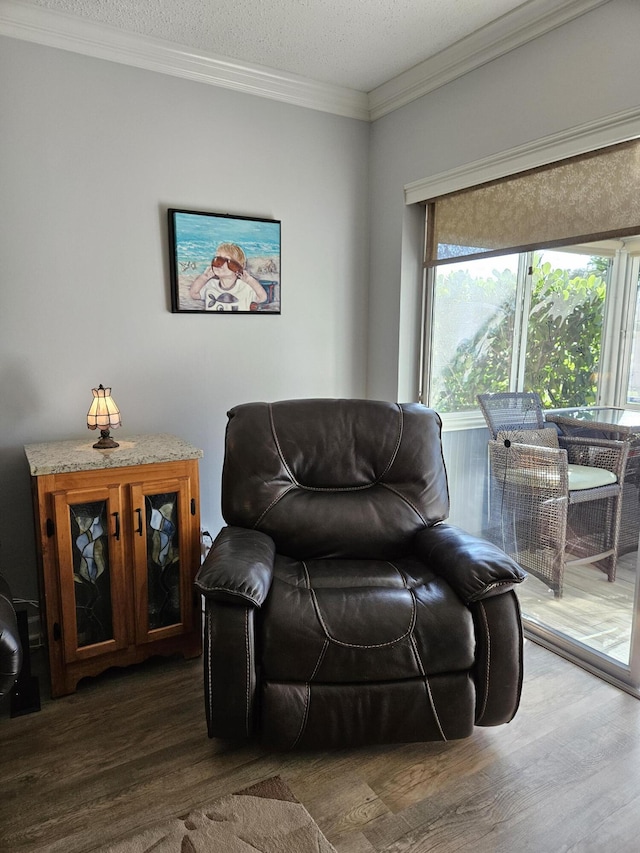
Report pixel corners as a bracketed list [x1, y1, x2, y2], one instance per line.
[25, 434, 203, 697]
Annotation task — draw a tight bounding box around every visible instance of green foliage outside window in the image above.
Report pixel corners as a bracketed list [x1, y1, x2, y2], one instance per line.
[431, 256, 607, 412]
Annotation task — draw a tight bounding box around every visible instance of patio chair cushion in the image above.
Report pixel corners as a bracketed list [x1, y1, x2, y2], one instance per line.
[566, 464, 617, 491]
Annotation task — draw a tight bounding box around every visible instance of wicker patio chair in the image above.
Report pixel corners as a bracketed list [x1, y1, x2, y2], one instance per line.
[478, 393, 629, 597]
[478, 391, 546, 435]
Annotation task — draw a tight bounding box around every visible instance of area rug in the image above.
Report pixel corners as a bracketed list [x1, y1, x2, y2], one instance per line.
[96, 775, 337, 852]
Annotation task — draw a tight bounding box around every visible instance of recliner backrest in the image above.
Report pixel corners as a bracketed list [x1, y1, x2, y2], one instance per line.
[222, 399, 450, 559]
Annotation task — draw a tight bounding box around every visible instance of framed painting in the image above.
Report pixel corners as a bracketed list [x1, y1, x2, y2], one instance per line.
[169, 209, 281, 313]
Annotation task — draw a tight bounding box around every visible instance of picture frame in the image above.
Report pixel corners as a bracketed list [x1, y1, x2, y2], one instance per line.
[168, 209, 281, 314]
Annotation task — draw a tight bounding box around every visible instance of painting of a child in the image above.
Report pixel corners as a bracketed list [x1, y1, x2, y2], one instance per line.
[169, 210, 281, 313]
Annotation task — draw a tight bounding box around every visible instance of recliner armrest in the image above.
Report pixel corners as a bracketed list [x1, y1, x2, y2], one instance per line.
[195, 526, 276, 607]
[558, 435, 629, 479]
[414, 523, 526, 604]
[0, 574, 22, 700]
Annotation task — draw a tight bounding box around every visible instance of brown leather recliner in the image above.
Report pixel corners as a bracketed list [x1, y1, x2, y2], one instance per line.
[195, 399, 526, 749]
[0, 571, 22, 703]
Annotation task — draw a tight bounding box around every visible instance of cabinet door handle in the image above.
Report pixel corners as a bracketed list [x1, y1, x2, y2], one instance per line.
[135, 508, 143, 536]
[112, 511, 120, 541]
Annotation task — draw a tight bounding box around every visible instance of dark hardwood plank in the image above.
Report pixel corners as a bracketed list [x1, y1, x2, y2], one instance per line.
[1, 641, 639, 852]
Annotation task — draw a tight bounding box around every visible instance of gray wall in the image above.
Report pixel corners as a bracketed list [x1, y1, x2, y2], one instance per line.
[368, 0, 640, 403]
[367, 0, 640, 525]
[3, 0, 640, 597]
[0, 37, 370, 598]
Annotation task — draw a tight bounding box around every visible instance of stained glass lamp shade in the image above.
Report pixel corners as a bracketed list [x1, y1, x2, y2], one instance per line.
[87, 385, 122, 449]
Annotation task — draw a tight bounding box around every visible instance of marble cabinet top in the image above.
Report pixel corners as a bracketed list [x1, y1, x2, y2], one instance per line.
[24, 433, 203, 476]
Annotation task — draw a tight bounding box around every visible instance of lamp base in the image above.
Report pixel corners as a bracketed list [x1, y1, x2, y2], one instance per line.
[92, 430, 119, 449]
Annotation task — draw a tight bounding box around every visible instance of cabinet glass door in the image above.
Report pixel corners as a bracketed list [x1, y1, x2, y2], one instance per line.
[131, 477, 193, 643]
[53, 485, 128, 662]
[70, 498, 114, 645]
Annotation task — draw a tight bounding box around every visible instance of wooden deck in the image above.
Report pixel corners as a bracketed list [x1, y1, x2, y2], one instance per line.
[517, 549, 638, 663]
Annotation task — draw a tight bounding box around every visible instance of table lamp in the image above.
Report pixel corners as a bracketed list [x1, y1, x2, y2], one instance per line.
[87, 384, 122, 449]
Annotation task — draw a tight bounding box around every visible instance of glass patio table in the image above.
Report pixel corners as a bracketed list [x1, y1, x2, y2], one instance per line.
[545, 407, 640, 440]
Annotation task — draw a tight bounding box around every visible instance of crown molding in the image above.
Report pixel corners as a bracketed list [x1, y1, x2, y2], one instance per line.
[404, 105, 640, 204]
[0, 0, 611, 122]
[369, 0, 611, 121]
[0, 0, 370, 120]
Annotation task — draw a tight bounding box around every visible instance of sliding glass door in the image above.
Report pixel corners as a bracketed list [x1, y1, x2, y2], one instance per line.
[429, 239, 640, 694]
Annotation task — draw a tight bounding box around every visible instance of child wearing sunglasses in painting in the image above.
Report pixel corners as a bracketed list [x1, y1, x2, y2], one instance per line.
[189, 243, 268, 312]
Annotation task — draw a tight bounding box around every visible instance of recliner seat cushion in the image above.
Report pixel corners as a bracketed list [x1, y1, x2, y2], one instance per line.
[260, 556, 475, 683]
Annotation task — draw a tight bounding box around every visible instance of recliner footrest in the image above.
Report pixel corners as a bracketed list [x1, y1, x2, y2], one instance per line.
[260, 675, 476, 750]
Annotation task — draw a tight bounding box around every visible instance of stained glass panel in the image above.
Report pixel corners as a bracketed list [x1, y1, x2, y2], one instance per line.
[69, 500, 114, 647]
[145, 492, 181, 630]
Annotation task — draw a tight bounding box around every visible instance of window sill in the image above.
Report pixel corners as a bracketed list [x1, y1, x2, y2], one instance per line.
[438, 411, 487, 432]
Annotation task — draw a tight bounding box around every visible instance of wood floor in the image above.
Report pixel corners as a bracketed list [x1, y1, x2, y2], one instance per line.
[2, 641, 640, 852]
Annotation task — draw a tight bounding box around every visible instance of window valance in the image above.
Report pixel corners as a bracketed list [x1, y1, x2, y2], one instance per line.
[426, 139, 640, 266]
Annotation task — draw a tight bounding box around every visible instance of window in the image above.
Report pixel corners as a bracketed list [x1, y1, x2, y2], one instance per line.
[426, 247, 613, 413]
[418, 139, 640, 417]
[622, 260, 640, 404]
[427, 253, 519, 411]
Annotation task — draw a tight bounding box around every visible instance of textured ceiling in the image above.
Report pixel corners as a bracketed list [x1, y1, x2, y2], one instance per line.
[18, 0, 534, 91]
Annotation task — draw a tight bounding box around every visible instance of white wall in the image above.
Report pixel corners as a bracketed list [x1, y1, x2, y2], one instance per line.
[368, 0, 640, 405]
[0, 37, 370, 597]
[367, 0, 640, 528]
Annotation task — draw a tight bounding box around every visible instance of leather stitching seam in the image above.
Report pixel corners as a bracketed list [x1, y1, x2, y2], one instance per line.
[380, 482, 428, 526]
[424, 676, 447, 742]
[475, 600, 490, 723]
[244, 608, 251, 736]
[291, 683, 311, 749]
[309, 638, 330, 681]
[395, 563, 427, 677]
[254, 484, 295, 528]
[268, 402, 298, 485]
[206, 612, 213, 734]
